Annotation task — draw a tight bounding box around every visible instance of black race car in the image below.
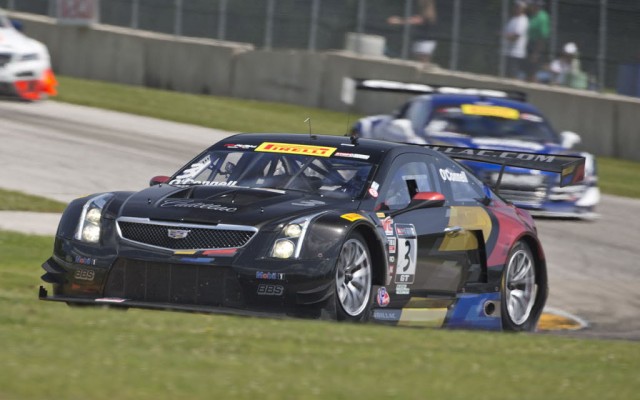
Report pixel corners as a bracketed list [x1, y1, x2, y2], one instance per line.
[39, 134, 585, 332]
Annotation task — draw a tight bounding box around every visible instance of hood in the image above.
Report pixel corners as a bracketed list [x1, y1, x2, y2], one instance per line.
[0, 27, 42, 53]
[118, 185, 355, 228]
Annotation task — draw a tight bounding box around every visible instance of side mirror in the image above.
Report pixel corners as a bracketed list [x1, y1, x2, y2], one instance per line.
[390, 191, 445, 217]
[560, 131, 581, 149]
[149, 175, 171, 186]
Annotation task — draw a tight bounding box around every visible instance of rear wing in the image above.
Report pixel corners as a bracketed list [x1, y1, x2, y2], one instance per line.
[425, 145, 585, 187]
[341, 78, 527, 105]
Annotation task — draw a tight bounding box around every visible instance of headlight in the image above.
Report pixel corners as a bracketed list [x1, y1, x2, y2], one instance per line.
[19, 53, 39, 62]
[270, 213, 324, 259]
[272, 240, 295, 259]
[74, 194, 113, 244]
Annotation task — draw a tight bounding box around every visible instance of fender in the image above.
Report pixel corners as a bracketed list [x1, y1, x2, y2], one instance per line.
[302, 211, 389, 286]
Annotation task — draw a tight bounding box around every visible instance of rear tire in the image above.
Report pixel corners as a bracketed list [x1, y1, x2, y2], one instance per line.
[334, 231, 373, 321]
[501, 241, 543, 332]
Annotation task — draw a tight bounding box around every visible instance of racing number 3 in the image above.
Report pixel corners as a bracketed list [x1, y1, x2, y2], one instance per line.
[395, 224, 417, 284]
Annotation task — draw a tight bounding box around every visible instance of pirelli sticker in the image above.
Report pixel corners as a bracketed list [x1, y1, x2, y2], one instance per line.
[256, 142, 336, 157]
[461, 104, 520, 120]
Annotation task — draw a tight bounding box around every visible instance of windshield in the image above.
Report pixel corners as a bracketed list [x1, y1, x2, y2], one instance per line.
[170, 150, 374, 199]
[423, 105, 560, 143]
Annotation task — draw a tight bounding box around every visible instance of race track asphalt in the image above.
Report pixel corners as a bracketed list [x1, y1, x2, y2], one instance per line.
[1, 100, 638, 340]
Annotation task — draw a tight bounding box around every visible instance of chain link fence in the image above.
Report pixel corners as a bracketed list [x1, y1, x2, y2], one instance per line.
[3, 0, 640, 95]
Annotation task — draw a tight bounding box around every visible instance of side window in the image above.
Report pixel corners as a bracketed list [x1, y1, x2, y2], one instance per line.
[436, 160, 486, 204]
[378, 158, 435, 210]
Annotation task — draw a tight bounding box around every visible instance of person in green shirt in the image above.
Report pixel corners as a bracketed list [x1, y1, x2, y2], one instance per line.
[526, 0, 550, 81]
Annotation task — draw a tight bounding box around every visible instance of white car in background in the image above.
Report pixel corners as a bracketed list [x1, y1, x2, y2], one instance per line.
[0, 8, 57, 100]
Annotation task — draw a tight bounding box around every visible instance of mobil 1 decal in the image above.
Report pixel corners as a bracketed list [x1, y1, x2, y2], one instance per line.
[394, 224, 417, 284]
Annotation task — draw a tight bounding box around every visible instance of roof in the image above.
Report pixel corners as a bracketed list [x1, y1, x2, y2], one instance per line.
[209, 133, 439, 163]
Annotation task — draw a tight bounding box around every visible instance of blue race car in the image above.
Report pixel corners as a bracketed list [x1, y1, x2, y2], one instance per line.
[349, 79, 600, 219]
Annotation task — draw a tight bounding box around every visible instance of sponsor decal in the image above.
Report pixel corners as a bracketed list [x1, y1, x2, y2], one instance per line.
[169, 179, 238, 186]
[427, 146, 557, 163]
[257, 284, 284, 296]
[74, 269, 95, 281]
[369, 181, 379, 198]
[387, 237, 397, 254]
[256, 142, 336, 157]
[395, 225, 416, 237]
[292, 199, 326, 207]
[376, 212, 386, 218]
[74, 255, 96, 266]
[389, 256, 395, 263]
[224, 144, 257, 149]
[373, 309, 402, 321]
[256, 271, 286, 281]
[394, 224, 417, 285]
[439, 168, 468, 183]
[377, 287, 390, 307]
[461, 104, 519, 120]
[382, 217, 394, 236]
[174, 155, 211, 179]
[334, 152, 370, 160]
[396, 284, 410, 295]
[161, 199, 237, 212]
[341, 213, 365, 222]
[95, 298, 126, 303]
[168, 229, 190, 239]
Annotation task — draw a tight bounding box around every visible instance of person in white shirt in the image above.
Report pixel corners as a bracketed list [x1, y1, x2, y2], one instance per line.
[503, 1, 529, 79]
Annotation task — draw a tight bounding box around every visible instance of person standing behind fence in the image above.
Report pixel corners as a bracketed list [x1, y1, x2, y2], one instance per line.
[387, 0, 437, 65]
[502, 1, 529, 79]
[526, 0, 550, 82]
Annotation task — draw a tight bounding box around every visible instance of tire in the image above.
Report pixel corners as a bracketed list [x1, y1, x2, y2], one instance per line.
[501, 241, 544, 332]
[334, 231, 373, 321]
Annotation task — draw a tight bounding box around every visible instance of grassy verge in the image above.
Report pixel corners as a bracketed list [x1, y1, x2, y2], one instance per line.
[0, 188, 66, 213]
[596, 157, 640, 198]
[1, 230, 639, 400]
[53, 76, 640, 200]
[55, 76, 358, 136]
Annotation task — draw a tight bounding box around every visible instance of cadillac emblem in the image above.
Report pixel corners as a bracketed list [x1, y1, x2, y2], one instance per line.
[167, 229, 190, 239]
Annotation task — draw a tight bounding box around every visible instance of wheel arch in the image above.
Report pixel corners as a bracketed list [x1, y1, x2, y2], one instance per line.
[351, 224, 387, 287]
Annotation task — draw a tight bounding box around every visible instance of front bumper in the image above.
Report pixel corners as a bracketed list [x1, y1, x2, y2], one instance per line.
[39, 242, 338, 318]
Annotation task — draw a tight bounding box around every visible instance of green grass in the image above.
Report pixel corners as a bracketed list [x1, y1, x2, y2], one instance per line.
[0, 188, 67, 212]
[1, 230, 639, 400]
[56, 76, 359, 136]
[597, 157, 640, 198]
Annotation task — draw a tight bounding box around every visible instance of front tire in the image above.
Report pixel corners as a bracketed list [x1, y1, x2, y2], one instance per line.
[334, 231, 373, 321]
[501, 241, 542, 332]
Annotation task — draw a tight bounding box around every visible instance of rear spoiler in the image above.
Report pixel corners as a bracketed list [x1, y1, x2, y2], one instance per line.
[341, 78, 527, 105]
[425, 145, 585, 187]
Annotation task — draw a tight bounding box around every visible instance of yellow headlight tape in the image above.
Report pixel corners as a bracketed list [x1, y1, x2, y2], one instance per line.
[255, 142, 337, 157]
[341, 213, 366, 222]
[461, 104, 520, 120]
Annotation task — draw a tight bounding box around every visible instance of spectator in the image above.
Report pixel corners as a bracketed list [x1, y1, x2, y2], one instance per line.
[387, 0, 437, 65]
[502, 1, 529, 79]
[548, 42, 589, 89]
[526, 0, 551, 82]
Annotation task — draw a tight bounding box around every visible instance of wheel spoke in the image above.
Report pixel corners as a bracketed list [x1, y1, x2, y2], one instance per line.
[335, 237, 372, 317]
